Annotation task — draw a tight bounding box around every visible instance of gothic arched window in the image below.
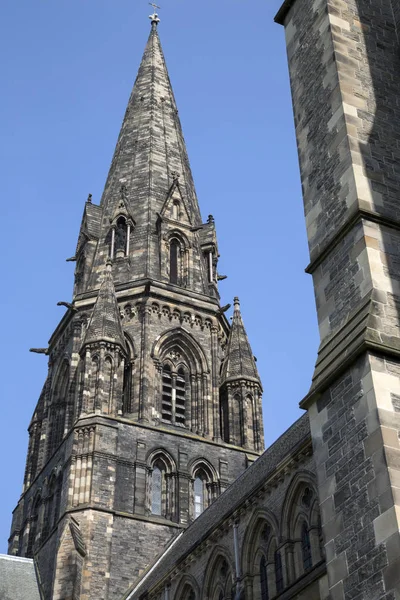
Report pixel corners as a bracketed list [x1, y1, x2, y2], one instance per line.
[170, 238, 179, 284]
[301, 522, 312, 571]
[161, 365, 186, 426]
[260, 555, 269, 600]
[194, 476, 204, 519]
[151, 466, 162, 515]
[115, 216, 127, 256]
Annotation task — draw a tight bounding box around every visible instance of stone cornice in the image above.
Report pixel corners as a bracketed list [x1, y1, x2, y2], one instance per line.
[75, 413, 262, 456]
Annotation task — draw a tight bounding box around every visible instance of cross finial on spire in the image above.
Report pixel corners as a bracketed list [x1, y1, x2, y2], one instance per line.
[149, 2, 161, 25]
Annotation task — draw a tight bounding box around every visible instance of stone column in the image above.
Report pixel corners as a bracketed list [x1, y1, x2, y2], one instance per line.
[276, 0, 400, 597]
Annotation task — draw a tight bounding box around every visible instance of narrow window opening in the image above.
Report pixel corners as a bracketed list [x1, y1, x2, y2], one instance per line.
[172, 200, 180, 220]
[115, 216, 127, 256]
[301, 522, 312, 571]
[194, 476, 204, 519]
[170, 239, 179, 284]
[260, 555, 269, 600]
[220, 393, 229, 442]
[151, 466, 162, 515]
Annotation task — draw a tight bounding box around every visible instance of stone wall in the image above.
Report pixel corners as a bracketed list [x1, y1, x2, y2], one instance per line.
[276, 0, 400, 597]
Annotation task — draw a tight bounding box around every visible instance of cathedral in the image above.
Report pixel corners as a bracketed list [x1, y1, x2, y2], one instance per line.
[3, 0, 400, 599]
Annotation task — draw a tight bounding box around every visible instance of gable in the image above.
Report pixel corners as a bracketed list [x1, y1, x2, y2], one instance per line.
[160, 181, 192, 227]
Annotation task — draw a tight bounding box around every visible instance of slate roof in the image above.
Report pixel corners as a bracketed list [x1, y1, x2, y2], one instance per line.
[124, 414, 310, 600]
[221, 297, 261, 386]
[0, 554, 41, 600]
[83, 262, 126, 349]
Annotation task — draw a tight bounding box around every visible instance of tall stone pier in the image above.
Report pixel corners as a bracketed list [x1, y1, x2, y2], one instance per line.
[276, 0, 400, 598]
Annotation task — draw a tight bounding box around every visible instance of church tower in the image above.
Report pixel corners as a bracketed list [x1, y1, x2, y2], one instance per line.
[8, 13, 264, 600]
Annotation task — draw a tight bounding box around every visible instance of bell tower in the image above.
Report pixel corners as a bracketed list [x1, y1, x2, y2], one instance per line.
[8, 14, 264, 600]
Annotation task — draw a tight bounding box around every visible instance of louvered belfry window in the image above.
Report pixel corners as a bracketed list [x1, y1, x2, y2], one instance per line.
[161, 365, 186, 426]
[162, 365, 173, 422]
[175, 368, 186, 425]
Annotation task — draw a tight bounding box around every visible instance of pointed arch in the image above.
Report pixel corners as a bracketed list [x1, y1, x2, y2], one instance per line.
[164, 229, 191, 287]
[152, 328, 210, 432]
[280, 471, 320, 579]
[152, 328, 209, 374]
[147, 449, 177, 521]
[241, 508, 279, 576]
[202, 546, 235, 600]
[174, 574, 200, 600]
[280, 471, 318, 539]
[189, 459, 218, 520]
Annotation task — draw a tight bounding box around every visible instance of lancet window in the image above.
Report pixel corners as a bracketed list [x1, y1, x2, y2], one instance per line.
[220, 392, 229, 443]
[191, 463, 215, 519]
[170, 238, 179, 284]
[149, 453, 176, 521]
[151, 466, 163, 516]
[194, 476, 204, 519]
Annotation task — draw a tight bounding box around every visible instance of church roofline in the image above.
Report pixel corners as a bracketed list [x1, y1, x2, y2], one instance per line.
[124, 414, 311, 600]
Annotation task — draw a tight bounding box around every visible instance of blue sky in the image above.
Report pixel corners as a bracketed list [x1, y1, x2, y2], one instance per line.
[0, 0, 319, 552]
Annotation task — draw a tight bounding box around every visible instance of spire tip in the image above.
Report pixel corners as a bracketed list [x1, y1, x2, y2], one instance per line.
[149, 2, 161, 25]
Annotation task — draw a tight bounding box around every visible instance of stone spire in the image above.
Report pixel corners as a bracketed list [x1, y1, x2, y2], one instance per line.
[221, 298, 261, 386]
[83, 261, 126, 350]
[99, 19, 202, 227]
